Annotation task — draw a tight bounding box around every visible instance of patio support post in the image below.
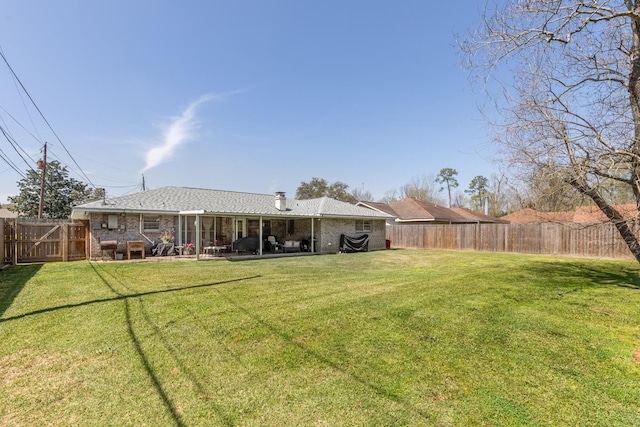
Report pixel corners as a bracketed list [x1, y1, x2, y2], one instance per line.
[178, 215, 183, 246]
[311, 218, 315, 252]
[195, 214, 201, 260]
[0, 218, 4, 264]
[259, 216, 263, 256]
[203, 216, 213, 246]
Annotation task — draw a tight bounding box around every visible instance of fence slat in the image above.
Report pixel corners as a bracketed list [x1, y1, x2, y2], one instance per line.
[386, 222, 635, 260]
[1, 219, 88, 263]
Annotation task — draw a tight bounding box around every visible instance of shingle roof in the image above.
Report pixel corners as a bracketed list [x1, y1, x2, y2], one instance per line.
[449, 207, 509, 224]
[71, 186, 393, 219]
[358, 198, 506, 223]
[356, 201, 398, 217]
[388, 198, 468, 222]
[572, 204, 638, 223]
[501, 205, 639, 224]
[0, 204, 17, 219]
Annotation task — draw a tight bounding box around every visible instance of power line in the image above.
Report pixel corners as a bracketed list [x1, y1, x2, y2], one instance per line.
[0, 104, 43, 145]
[0, 47, 43, 144]
[0, 144, 26, 179]
[0, 48, 97, 190]
[0, 124, 37, 170]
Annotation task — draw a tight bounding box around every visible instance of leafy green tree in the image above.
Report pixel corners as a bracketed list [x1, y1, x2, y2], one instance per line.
[465, 175, 489, 212]
[9, 160, 100, 218]
[295, 177, 358, 203]
[435, 168, 459, 208]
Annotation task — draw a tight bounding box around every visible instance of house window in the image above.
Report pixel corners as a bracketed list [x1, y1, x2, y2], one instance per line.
[143, 215, 160, 231]
[287, 219, 295, 235]
[355, 219, 372, 232]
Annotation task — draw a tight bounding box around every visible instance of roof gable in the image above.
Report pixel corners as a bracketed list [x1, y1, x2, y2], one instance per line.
[356, 201, 398, 217]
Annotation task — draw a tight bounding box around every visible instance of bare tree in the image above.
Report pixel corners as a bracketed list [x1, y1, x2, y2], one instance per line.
[486, 172, 515, 216]
[451, 189, 468, 208]
[519, 165, 588, 212]
[461, 0, 640, 262]
[380, 189, 400, 203]
[399, 173, 445, 204]
[352, 187, 374, 202]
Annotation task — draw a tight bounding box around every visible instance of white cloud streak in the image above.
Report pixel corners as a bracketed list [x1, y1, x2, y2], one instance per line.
[141, 94, 216, 173]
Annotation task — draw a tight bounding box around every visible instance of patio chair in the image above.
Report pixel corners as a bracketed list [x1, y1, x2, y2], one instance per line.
[267, 235, 279, 252]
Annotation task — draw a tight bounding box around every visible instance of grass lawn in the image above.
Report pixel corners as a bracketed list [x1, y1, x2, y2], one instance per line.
[1, 249, 640, 426]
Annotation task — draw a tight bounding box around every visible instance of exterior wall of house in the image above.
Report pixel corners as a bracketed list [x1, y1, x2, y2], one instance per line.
[285, 218, 315, 246]
[269, 219, 287, 241]
[88, 213, 176, 260]
[317, 218, 387, 253]
[87, 212, 387, 259]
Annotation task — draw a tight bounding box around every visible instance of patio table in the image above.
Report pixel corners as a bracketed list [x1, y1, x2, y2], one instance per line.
[204, 245, 227, 256]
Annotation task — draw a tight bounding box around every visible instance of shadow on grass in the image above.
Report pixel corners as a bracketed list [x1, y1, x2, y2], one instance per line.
[519, 259, 640, 291]
[0, 263, 43, 319]
[215, 291, 434, 423]
[123, 297, 187, 427]
[1, 264, 258, 425]
[90, 263, 252, 426]
[0, 268, 260, 426]
[0, 275, 260, 324]
[136, 299, 236, 426]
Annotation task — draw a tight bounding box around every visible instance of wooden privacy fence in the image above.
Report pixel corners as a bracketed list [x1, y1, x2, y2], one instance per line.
[386, 222, 638, 260]
[1, 218, 89, 264]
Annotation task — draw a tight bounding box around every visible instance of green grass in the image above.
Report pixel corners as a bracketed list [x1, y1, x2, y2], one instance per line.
[1, 250, 640, 426]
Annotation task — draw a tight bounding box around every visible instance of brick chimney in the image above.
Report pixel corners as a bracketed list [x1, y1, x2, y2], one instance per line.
[275, 192, 286, 211]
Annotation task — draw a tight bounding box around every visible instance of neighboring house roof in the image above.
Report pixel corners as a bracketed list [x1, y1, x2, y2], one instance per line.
[0, 204, 18, 219]
[358, 198, 505, 224]
[387, 198, 466, 223]
[70, 186, 394, 220]
[449, 207, 509, 224]
[357, 201, 398, 217]
[572, 204, 638, 223]
[502, 205, 639, 224]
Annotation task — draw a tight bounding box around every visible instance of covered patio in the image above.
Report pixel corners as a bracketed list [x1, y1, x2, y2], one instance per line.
[176, 210, 318, 260]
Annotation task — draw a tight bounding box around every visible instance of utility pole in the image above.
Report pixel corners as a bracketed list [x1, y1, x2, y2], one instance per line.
[37, 142, 47, 219]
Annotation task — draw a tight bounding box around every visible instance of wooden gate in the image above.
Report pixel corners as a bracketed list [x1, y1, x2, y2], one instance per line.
[5, 219, 89, 263]
[2, 218, 12, 264]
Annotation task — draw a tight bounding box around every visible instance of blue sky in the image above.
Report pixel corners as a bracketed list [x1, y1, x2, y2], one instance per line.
[0, 0, 497, 204]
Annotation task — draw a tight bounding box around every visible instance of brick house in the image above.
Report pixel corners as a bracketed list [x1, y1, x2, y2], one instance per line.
[70, 186, 393, 260]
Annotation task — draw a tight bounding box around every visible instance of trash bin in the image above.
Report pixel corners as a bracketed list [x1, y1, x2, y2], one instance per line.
[385, 239, 391, 249]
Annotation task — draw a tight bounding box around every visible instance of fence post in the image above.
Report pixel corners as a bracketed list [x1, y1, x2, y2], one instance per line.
[0, 218, 4, 264]
[62, 223, 69, 262]
[13, 218, 18, 265]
